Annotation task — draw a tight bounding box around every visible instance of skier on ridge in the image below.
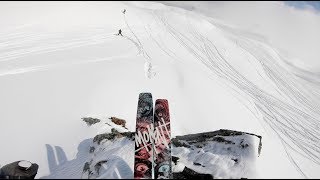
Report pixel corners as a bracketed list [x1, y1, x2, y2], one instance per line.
[116, 9, 126, 37]
[116, 29, 123, 36]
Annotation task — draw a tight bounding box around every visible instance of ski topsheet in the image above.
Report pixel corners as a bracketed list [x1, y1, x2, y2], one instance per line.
[134, 93, 154, 179]
[153, 99, 172, 179]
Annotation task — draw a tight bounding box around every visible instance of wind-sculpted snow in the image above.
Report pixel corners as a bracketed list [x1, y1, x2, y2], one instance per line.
[146, 10, 320, 178]
[123, 12, 156, 79]
[0, 28, 137, 76]
[0, 30, 116, 62]
[0, 1, 319, 179]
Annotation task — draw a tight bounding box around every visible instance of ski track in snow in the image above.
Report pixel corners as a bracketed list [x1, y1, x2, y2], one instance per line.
[0, 7, 155, 78]
[123, 12, 156, 79]
[0, 54, 135, 77]
[0, 2, 319, 178]
[0, 25, 145, 76]
[148, 10, 320, 178]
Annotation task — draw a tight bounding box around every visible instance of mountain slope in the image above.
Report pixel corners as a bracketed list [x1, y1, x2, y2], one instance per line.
[0, 1, 319, 178]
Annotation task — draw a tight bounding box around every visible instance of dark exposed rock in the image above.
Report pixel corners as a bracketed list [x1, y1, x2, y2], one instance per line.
[93, 133, 116, 144]
[231, 158, 238, 164]
[94, 160, 108, 175]
[212, 136, 234, 144]
[173, 166, 213, 179]
[174, 129, 244, 143]
[172, 132, 237, 148]
[120, 132, 135, 140]
[109, 117, 126, 128]
[111, 128, 119, 134]
[258, 137, 262, 157]
[172, 129, 262, 156]
[218, 129, 243, 136]
[240, 140, 249, 149]
[93, 131, 134, 144]
[89, 146, 95, 153]
[241, 144, 249, 148]
[172, 156, 180, 165]
[196, 144, 204, 148]
[82, 162, 90, 173]
[172, 139, 191, 148]
[82, 117, 101, 126]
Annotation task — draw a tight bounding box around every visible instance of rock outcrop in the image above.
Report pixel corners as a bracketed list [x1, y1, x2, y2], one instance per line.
[82, 117, 101, 126]
[109, 117, 127, 128]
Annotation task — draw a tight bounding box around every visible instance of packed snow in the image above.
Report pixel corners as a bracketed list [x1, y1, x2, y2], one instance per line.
[0, 1, 319, 179]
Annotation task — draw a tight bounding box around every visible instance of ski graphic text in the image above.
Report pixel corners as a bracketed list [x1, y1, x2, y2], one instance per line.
[135, 118, 170, 154]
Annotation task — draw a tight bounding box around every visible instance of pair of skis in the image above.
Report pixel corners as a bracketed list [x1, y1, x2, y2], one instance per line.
[134, 93, 172, 179]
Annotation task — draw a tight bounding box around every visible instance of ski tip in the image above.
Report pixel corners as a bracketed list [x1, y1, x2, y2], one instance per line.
[139, 92, 152, 98]
[155, 99, 168, 104]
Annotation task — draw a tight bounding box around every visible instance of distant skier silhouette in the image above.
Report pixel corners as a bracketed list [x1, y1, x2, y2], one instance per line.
[122, 9, 126, 14]
[117, 29, 123, 36]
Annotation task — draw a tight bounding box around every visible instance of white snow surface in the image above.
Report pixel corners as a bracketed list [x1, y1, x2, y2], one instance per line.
[0, 1, 319, 179]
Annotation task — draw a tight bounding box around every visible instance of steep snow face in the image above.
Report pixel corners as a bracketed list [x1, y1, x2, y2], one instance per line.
[0, 1, 319, 179]
[158, 1, 320, 72]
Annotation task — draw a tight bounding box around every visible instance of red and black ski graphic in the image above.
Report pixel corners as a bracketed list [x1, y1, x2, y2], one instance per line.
[134, 93, 154, 179]
[153, 99, 172, 179]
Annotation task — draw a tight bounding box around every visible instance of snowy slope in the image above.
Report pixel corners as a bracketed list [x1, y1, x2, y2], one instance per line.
[0, 1, 319, 179]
